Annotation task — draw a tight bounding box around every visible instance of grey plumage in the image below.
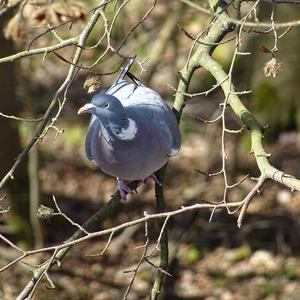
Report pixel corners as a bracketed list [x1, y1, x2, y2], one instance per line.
[78, 71, 181, 196]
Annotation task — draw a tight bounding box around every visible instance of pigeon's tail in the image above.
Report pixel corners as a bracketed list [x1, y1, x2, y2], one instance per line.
[112, 56, 144, 87]
[112, 57, 135, 86]
[127, 71, 144, 87]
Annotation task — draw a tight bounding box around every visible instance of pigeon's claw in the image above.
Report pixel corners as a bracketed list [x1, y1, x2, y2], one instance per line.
[150, 174, 162, 186]
[138, 174, 162, 186]
[116, 178, 134, 200]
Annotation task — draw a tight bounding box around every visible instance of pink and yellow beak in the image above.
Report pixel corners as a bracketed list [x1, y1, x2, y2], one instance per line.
[78, 103, 95, 115]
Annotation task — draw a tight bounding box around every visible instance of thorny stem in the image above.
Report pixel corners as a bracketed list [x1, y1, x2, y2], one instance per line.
[174, 0, 300, 222]
[151, 165, 168, 299]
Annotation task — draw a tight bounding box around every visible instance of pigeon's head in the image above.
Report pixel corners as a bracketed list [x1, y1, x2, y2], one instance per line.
[78, 94, 127, 121]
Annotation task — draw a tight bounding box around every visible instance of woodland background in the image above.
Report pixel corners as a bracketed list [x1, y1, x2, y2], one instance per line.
[1, 1, 300, 299]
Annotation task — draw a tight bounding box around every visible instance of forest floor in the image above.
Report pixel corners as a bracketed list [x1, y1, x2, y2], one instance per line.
[1, 118, 300, 300]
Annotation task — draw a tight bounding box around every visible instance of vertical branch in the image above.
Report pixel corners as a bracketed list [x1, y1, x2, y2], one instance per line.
[21, 68, 43, 248]
[151, 165, 168, 299]
[173, 2, 235, 121]
[149, 3, 236, 297]
[28, 138, 43, 248]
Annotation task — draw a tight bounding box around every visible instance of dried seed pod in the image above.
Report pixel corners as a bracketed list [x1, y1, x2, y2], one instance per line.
[31, 2, 86, 26]
[263, 58, 281, 78]
[84, 76, 102, 94]
[37, 205, 55, 221]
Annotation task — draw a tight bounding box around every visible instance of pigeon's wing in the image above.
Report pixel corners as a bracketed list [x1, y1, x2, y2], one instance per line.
[109, 80, 165, 107]
[106, 80, 137, 105]
[160, 106, 181, 157]
[156, 107, 181, 157]
[131, 85, 181, 156]
[111, 58, 139, 87]
[85, 115, 101, 163]
[105, 79, 181, 156]
[119, 83, 181, 156]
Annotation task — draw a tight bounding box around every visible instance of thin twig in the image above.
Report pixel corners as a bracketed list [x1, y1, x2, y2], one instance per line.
[0, 112, 43, 122]
[237, 176, 266, 227]
[181, 0, 300, 29]
[123, 219, 150, 300]
[52, 196, 89, 235]
[2, 200, 245, 274]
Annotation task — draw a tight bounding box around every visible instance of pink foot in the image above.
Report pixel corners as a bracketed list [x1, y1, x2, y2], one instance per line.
[116, 178, 134, 200]
[150, 174, 162, 186]
[138, 174, 162, 187]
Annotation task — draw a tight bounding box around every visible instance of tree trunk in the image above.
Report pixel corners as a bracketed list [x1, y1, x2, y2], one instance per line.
[0, 15, 32, 245]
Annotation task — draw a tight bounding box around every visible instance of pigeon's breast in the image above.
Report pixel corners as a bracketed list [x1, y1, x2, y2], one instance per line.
[91, 120, 170, 180]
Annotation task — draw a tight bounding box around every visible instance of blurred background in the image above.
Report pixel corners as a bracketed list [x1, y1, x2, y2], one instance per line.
[1, 1, 300, 299]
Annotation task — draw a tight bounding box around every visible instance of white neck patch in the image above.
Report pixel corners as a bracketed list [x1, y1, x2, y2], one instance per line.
[115, 118, 137, 141]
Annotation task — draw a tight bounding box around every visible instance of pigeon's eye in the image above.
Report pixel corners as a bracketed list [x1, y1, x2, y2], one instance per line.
[104, 103, 109, 108]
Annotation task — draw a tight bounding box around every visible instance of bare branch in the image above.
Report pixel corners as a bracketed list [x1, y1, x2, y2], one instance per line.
[0, 112, 43, 122]
[0, 0, 111, 190]
[181, 0, 300, 29]
[0, 38, 77, 64]
[51, 196, 89, 235]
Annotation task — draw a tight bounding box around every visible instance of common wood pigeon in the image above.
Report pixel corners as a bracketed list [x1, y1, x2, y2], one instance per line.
[78, 63, 181, 199]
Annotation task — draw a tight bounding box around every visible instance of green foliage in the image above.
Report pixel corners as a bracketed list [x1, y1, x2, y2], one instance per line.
[228, 245, 251, 263]
[38, 294, 50, 300]
[213, 43, 235, 71]
[252, 82, 281, 112]
[283, 266, 298, 280]
[185, 245, 201, 263]
[240, 131, 251, 152]
[179, 118, 198, 135]
[283, 259, 300, 280]
[200, 72, 217, 92]
[214, 277, 226, 287]
[136, 43, 150, 60]
[140, 269, 152, 281]
[64, 126, 85, 146]
[6, 208, 33, 248]
[251, 82, 296, 140]
[258, 282, 280, 296]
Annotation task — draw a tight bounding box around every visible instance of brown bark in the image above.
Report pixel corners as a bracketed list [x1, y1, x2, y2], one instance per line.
[0, 15, 32, 244]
